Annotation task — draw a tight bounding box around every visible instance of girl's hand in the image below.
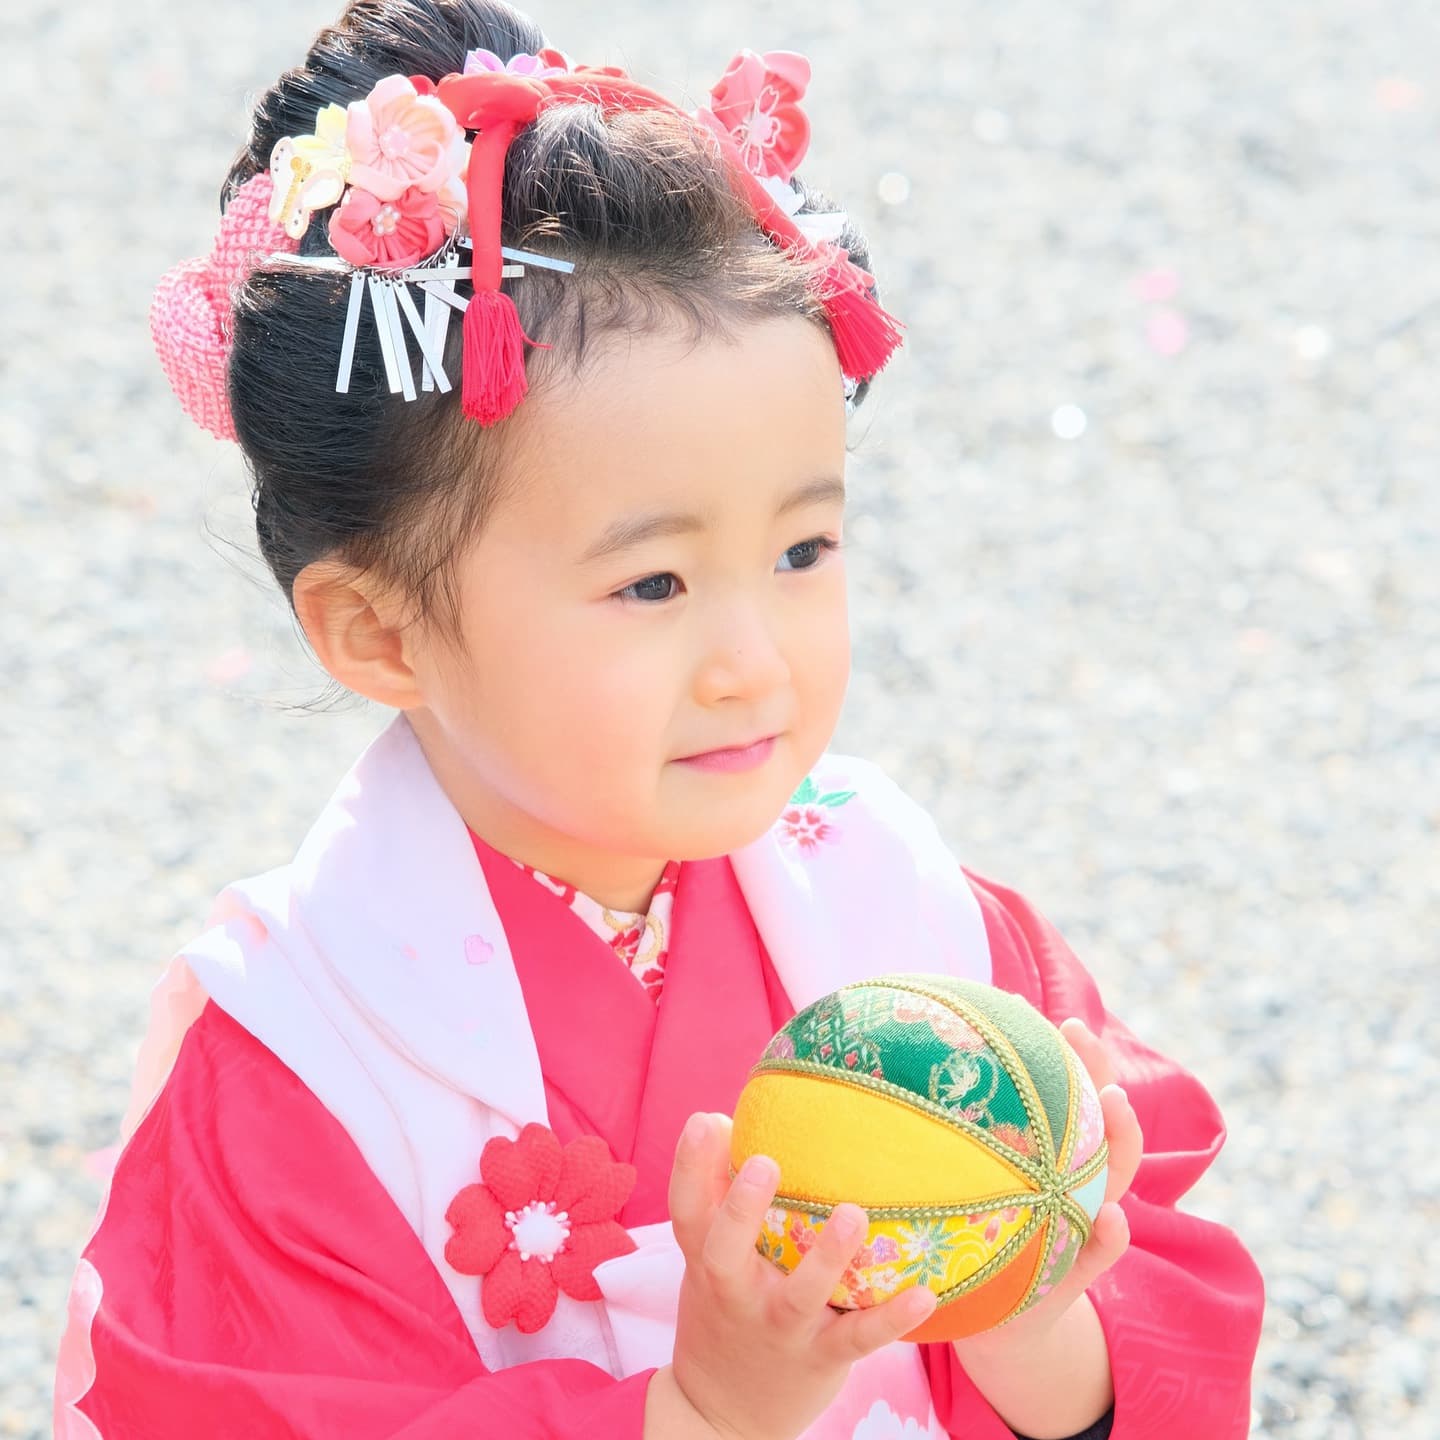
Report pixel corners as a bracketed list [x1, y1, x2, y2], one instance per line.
[661, 1111, 937, 1440]
[953, 1016, 1143, 1364]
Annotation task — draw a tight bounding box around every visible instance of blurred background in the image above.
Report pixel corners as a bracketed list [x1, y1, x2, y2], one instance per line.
[3, 0, 1437, 1436]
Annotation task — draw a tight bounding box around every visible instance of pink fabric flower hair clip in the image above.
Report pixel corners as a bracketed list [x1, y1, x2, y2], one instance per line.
[697, 51, 849, 247]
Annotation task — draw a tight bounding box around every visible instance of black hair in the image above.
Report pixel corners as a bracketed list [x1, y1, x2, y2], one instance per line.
[225, 0, 881, 635]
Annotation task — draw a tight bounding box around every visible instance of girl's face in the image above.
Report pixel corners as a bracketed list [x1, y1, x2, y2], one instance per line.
[401, 314, 852, 906]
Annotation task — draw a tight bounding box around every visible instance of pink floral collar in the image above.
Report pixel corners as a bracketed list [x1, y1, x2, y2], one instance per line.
[511, 858, 681, 1002]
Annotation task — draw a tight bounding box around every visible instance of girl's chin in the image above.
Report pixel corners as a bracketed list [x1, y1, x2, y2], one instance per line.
[656, 791, 797, 861]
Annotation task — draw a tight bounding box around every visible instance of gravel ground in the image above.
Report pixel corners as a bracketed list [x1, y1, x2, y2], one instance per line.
[3, 1, 1438, 1435]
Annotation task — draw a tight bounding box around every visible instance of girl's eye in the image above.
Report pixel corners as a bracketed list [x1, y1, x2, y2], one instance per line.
[618, 572, 680, 603]
[777, 537, 839, 572]
[615, 539, 838, 601]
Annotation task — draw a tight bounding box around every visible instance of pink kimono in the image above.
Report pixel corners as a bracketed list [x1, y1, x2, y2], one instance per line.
[56, 716, 1262, 1438]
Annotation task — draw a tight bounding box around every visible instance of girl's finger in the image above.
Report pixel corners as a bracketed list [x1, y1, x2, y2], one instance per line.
[1060, 1017, 1118, 1092]
[669, 1113, 735, 1260]
[824, 1284, 939, 1362]
[1099, 1084, 1143, 1203]
[698, 1152, 782, 1301]
[771, 1204, 870, 1322]
[1065, 1201, 1131, 1294]
[1010, 1201, 1132, 1328]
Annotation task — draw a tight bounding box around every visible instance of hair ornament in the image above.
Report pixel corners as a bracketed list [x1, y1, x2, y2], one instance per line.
[689, 51, 903, 384]
[150, 171, 302, 439]
[267, 104, 351, 239]
[151, 46, 901, 439]
[694, 51, 850, 246]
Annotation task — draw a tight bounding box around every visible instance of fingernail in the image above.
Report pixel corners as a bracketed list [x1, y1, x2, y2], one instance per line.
[827, 1209, 863, 1243]
[739, 1155, 778, 1188]
[906, 1286, 938, 1319]
[681, 1114, 707, 1149]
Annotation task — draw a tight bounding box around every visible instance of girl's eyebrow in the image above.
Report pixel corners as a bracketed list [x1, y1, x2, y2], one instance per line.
[579, 475, 846, 563]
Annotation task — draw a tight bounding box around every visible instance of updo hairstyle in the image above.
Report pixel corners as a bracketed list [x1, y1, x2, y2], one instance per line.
[225, 0, 882, 635]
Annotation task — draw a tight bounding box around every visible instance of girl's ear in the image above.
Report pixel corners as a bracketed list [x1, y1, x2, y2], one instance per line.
[292, 559, 425, 710]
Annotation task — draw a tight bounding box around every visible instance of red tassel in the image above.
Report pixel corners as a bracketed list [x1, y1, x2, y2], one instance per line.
[822, 283, 905, 382]
[461, 289, 531, 426]
[818, 250, 906, 382]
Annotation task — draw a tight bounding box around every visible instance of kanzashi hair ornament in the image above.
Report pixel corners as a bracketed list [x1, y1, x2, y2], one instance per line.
[149, 47, 901, 440]
[687, 50, 902, 380]
[438, 57, 905, 409]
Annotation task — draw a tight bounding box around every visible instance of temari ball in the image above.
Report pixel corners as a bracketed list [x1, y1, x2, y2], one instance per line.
[731, 974, 1109, 1341]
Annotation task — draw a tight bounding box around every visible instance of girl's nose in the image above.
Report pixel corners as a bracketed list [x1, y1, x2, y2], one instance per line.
[692, 603, 792, 707]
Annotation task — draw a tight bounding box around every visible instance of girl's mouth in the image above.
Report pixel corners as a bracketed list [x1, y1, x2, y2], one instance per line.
[674, 735, 778, 773]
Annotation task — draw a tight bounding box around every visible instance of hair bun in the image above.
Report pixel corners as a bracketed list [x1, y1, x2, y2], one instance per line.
[150, 173, 299, 440]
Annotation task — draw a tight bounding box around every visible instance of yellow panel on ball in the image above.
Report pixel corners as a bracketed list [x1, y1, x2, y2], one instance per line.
[730, 974, 1110, 1340]
[732, 1070, 1034, 1209]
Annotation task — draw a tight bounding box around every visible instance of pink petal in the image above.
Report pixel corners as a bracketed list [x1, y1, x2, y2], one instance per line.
[480, 1248, 525, 1329]
[368, 74, 421, 115]
[443, 1184, 510, 1275]
[1132, 267, 1180, 303]
[767, 104, 811, 180]
[465, 934, 494, 965]
[1145, 308, 1190, 357]
[481, 1124, 564, 1208]
[515, 1267, 558, 1330]
[555, 1136, 636, 1222]
[344, 99, 378, 165]
[552, 1220, 637, 1301]
[205, 646, 253, 686]
[514, 1258, 560, 1333]
[760, 51, 811, 103]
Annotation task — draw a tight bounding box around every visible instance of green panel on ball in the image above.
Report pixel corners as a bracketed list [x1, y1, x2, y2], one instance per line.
[883, 974, 1076, 1161]
[760, 982, 1044, 1161]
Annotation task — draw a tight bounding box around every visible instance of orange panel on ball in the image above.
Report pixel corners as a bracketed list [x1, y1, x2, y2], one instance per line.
[902, 1225, 1050, 1343]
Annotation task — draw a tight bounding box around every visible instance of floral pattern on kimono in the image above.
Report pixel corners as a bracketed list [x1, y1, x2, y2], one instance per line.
[512, 857, 681, 1001]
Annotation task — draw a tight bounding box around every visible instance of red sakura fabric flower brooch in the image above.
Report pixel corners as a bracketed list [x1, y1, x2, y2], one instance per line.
[445, 1123, 637, 1333]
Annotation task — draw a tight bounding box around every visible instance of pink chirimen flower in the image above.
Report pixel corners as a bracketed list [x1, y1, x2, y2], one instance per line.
[707, 50, 813, 181]
[345, 74, 466, 201]
[328, 184, 448, 269]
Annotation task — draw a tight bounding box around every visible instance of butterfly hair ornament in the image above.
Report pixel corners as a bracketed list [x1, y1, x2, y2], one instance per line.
[150, 45, 902, 440]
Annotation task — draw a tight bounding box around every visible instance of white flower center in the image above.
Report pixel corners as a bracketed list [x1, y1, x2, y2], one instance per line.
[372, 205, 401, 236]
[505, 1201, 571, 1263]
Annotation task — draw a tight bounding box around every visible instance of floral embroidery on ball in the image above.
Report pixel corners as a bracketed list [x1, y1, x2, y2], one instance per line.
[777, 775, 856, 853]
[445, 1123, 637, 1333]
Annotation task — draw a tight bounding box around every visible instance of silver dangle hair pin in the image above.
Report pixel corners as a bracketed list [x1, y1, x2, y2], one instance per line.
[328, 242, 574, 398]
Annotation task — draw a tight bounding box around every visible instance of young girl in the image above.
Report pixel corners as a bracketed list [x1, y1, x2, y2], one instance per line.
[56, 2, 1263, 1436]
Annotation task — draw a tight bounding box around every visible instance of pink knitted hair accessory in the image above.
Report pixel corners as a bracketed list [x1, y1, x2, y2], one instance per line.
[149, 173, 301, 441]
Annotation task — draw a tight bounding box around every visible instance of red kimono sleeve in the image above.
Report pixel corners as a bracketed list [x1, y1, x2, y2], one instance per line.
[64, 1003, 651, 1440]
[922, 872, 1264, 1440]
